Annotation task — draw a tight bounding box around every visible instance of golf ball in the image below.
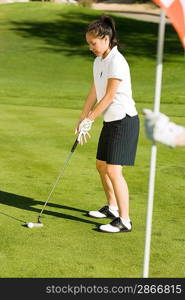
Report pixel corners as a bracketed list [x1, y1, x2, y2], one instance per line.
[27, 222, 34, 228]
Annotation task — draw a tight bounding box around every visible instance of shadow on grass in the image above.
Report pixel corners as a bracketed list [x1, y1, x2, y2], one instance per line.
[0, 190, 100, 226]
[10, 10, 182, 59]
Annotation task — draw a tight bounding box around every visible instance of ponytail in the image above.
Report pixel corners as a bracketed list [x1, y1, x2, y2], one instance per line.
[86, 15, 119, 49]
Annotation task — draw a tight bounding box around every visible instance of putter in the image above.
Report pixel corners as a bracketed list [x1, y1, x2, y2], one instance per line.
[25, 137, 79, 228]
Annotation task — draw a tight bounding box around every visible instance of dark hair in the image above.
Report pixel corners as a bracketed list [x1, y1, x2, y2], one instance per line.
[86, 15, 119, 49]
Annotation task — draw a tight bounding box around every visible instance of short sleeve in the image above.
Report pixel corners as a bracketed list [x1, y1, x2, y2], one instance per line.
[107, 58, 127, 81]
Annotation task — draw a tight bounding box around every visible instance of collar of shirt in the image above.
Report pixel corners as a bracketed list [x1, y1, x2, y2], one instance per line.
[100, 46, 118, 62]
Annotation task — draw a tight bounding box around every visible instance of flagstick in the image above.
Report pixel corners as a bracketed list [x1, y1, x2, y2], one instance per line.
[143, 9, 166, 278]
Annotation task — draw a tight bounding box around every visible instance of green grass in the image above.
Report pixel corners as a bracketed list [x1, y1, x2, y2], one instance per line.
[0, 2, 185, 278]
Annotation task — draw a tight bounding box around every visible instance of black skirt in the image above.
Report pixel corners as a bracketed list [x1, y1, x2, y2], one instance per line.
[96, 114, 140, 166]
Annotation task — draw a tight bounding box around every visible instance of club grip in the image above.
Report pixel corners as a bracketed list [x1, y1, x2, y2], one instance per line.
[71, 138, 79, 153]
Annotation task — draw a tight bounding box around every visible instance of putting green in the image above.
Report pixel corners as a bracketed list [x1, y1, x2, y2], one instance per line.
[0, 2, 184, 278]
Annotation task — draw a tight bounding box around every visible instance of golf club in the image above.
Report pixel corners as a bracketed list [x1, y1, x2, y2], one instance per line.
[25, 137, 79, 228]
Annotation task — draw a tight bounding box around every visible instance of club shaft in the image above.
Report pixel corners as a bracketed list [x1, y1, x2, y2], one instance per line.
[38, 139, 78, 220]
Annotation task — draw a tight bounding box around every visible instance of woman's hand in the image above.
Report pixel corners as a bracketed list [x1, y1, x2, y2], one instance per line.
[75, 118, 94, 145]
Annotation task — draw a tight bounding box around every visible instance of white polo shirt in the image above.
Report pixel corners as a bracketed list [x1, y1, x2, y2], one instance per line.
[93, 46, 138, 122]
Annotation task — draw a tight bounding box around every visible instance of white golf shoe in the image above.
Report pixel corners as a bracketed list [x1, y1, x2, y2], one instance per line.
[99, 217, 132, 233]
[88, 205, 119, 219]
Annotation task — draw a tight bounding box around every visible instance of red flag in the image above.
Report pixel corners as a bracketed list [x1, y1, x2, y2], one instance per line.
[152, 0, 185, 49]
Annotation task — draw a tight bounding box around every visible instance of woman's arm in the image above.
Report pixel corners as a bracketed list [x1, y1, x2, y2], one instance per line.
[88, 78, 121, 121]
[75, 82, 97, 133]
[79, 82, 97, 121]
[76, 78, 121, 144]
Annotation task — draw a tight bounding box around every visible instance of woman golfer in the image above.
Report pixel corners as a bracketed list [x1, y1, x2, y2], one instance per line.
[75, 15, 140, 233]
